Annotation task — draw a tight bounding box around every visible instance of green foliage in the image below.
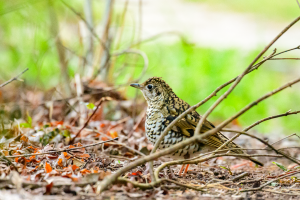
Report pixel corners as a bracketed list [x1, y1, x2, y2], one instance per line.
[86, 103, 95, 110]
[62, 130, 71, 138]
[0, 1, 299, 136]
[220, 166, 233, 175]
[20, 112, 32, 128]
[272, 162, 288, 171]
[291, 176, 298, 181]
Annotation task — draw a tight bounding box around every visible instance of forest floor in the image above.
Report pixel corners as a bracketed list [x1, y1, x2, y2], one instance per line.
[1, 82, 300, 200]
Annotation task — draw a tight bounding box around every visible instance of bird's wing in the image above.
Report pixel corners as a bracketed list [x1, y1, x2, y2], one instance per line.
[167, 106, 238, 149]
[166, 105, 263, 166]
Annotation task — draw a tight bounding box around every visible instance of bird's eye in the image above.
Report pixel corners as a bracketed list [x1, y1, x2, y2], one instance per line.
[147, 84, 153, 90]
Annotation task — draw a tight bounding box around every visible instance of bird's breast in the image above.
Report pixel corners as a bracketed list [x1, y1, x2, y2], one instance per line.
[145, 108, 166, 144]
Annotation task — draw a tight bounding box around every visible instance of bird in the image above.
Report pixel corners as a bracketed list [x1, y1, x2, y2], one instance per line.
[130, 77, 263, 175]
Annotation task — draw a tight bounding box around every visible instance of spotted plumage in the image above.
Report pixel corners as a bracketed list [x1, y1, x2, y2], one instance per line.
[130, 77, 263, 165]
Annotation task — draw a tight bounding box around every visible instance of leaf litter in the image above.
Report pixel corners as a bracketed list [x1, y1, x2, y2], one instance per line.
[0, 84, 300, 199]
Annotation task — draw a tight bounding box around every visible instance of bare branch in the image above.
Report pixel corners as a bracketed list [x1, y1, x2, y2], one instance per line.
[0, 68, 28, 88]
[214, 110, 300, 154]
[214, 77, 300, 133]
[195, 16, 300, 135]
[61, 0, 108, 53]
[222, 129, 300, 165]
[113, 49, 149, 82]
[5, 138, 118, 158]
[70, 97, 111, 144]
[244, 110, 300, 131]
[106, 142, 145, 156]
[270, 58, 300, 60]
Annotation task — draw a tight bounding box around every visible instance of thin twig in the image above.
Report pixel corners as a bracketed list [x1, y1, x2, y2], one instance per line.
[244, 110, 300, 131]
[241, 170, 300, 192]
[163, 178, 206, 191]
[106, 142, 145, 156]
[231, 172, 249, 182]
[214, 110, 300, 154]
[270, 58, 300, 60]
[213, 77, 300, 137]
[5, 138, 118, 158]
[70, 97, 109, 144]
[112, 49, 149, 82]
[237, 178, 263, 185]
[117, 177, 160, 189]
[61, 0, 108, 53]
[222, 129, 300, 165]
[248, 45, 300, 73]
[195, 16, 300, 135]
[65, 137, 118, 151]
[117, 177, 206, 191]
[0, 68, 28, 88]
[267, 133, 300, 149]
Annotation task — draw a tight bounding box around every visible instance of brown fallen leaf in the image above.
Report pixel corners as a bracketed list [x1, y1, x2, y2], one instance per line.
[45, 162, 52, 173]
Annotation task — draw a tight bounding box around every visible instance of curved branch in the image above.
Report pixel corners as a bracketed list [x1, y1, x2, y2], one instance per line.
[244, 110, 300, 131]
[195, 16, 300, 135]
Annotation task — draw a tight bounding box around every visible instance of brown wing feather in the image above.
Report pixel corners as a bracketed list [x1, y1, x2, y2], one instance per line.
[165, 103, 263, 166]
[169, 107, 244, 153]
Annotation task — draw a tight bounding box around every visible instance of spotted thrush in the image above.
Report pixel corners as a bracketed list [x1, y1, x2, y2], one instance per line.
[130, 77, 263, 168]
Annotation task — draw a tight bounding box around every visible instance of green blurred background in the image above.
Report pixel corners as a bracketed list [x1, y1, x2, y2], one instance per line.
[0, 0, 300, 134]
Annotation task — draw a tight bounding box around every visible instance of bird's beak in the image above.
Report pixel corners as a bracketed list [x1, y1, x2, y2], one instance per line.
[130, 83, 142, 89]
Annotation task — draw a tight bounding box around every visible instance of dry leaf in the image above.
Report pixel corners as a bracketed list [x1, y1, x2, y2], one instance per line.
[110, 131, 118, 138]
[45, 162, 52, 173]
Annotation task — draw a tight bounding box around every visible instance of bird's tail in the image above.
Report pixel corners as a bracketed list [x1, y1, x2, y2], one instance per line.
[229, 147, 264, 166]
[217, 134, 264, 166]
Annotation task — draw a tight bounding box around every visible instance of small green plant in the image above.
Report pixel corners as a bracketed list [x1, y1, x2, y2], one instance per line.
[86, 103, 95, 110]
[272, 162, 288, 171]
[20, 112, 32, 128]
[220, 166, 233, 175]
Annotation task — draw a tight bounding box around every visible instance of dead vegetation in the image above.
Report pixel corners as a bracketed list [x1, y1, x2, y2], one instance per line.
[1, 1, 300, 200]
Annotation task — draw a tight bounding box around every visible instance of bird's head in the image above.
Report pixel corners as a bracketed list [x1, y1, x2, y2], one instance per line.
[130, 77, 175, 106]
